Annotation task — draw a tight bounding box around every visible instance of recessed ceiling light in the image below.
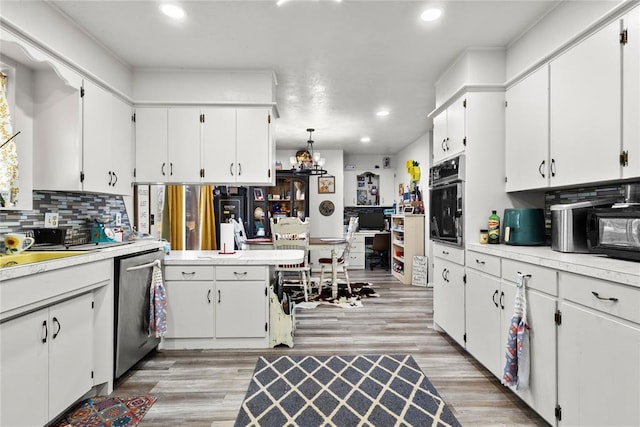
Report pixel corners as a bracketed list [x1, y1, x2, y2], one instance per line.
[161, 4, 185, 19]
[376, 110, 390, 117]
[421, 8, 442, 22]
[360, 137, 371, 143]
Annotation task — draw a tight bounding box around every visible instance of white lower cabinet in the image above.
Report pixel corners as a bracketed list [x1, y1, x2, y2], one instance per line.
[557, 272, 640, 426]
[1, 293, 93, 426]
[161, 264, 269, 348]
[433, 252, 465, 347]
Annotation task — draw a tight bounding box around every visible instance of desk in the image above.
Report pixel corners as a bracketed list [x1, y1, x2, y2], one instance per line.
[309, 237, 346, 299]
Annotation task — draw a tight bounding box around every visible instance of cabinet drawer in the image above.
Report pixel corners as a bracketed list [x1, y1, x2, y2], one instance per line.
[164, 265, 214, 281]
[466, 250, 500, 277]
[502, 259, 557, 296]
[559, 272, 640, 324]
[216, 265, 266, 281]
[433, 242, 464, 265]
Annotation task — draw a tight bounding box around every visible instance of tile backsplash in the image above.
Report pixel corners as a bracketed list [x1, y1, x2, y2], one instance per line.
[0, 190, 131, 237]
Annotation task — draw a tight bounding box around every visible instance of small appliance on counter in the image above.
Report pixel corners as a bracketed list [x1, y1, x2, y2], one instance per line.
[91, 217, 117, 243]
[503, 208, 545, 246]
[551, 200, 616, 253]
[587, 205, 640, 261]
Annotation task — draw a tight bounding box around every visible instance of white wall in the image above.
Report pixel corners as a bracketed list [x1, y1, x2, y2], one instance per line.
[343, 154, 396, 172]
[506, 0, 625, 81]
[0, 1, 132, 98]
[275, 149, 344, 238]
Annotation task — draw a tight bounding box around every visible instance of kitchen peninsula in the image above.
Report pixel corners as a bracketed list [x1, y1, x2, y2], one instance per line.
[0, 244, 303, 427]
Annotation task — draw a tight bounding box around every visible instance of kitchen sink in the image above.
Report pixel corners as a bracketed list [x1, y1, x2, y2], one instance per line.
[0, 251, 90, 268]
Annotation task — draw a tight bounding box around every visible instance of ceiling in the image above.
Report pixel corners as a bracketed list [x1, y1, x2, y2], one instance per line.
[45, 0, 560, 155]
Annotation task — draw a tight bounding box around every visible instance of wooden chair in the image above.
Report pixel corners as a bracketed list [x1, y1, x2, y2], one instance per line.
[318, 216, 359, 295]
[270, 217, 313, 301]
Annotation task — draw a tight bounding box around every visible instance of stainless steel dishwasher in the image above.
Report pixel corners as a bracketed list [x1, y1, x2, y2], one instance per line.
[114, 249, 163, 379]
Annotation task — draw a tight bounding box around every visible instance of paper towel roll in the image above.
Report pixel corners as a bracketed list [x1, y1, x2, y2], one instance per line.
[220, 223, 235, 254]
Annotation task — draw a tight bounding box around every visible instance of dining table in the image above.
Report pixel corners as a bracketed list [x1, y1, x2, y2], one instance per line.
[309, 236, 347, 299]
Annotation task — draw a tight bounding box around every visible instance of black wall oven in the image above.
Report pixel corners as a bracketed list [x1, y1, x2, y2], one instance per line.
[429, 155, 465, 247]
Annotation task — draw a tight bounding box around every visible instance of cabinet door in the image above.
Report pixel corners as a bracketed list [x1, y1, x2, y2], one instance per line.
[558, 301, 640, 426]
[236, 108, 272, 184]
[167, 108, 202, 183]
[623, 7, 640, 179]
[505, 66, 549, 191]
[550, 20, 621, 187]
[82, 80, 114, 194]
[135, 108, 168, 182]
[33, 69, 83, 192]
[465, 269, 501, 377]
[432, 110, 448, 163]
[343, 170, 359, 206]
[378, 169, 395, 206]
[201, 108, 236, 182]
[446, 95, 466, 157]
[111, 96, 133, 195]
[0, 309, 49, 427]
[215, 281, 266, 338]
[433, 257, 465, 347]
[165, 281, 214, 338]
[501, 282, 557, 425]
[48, 293, 94, 419]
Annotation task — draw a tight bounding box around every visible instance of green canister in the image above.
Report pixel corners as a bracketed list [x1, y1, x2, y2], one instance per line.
[488, 210, 500, 244]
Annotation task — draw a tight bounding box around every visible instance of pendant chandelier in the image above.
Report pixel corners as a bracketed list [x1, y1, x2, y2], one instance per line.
[289, 128, 328, 176]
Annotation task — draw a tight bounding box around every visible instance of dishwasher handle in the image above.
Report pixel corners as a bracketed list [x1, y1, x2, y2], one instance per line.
[126, 259, 161, 272]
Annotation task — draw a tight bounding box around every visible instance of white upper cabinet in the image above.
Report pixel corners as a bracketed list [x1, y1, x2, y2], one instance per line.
[82, 80, 133, 195]
[234, 108, 273, 185]
[201, 108, 236, 182]
[432, 95, 465, 164]
[167, 108, 204, 183]
[110, 96, 134, 195]
[134, 107, 168, 183]
[33, 69, 83, 192]
[135, 107, 273, 185]
[623, 7, 640, 179]
[505, 65, 550, 192]
[550, 19, 621, 187]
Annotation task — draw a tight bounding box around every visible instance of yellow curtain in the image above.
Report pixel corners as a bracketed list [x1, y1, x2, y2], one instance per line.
[199, 185, 217, 250]
[167, 185, 184, 250]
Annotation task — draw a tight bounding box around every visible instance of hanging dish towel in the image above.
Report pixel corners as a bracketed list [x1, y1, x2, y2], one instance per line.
[502, 272, 530, 390]
[149, 264, 167, 338]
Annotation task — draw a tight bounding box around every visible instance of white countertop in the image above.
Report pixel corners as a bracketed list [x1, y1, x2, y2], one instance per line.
[467, 243, 640, 288]
[0, 240, 165, 281]
[164, 249, 304, 265]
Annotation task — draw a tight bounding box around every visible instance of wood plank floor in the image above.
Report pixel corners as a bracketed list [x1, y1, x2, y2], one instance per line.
[114, 269, 549, 426]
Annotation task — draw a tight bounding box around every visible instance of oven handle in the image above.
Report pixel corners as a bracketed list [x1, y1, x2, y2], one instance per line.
[126, 259, 161, 271]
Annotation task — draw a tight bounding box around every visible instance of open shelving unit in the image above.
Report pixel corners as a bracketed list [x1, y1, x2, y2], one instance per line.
[390, 214, 425, 284]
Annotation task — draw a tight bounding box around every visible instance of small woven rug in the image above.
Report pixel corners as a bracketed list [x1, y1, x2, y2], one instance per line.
[235, 354, 460, 427]
[52, 395, 157, 427]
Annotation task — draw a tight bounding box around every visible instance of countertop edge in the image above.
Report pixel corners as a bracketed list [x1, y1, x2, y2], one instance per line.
[466, 243, 640, 288]
[0, 240, 165, 281]
[163, 249, 304, 265]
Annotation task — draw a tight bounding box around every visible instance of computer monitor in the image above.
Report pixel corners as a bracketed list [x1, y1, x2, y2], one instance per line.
[358, 212, 386, 230]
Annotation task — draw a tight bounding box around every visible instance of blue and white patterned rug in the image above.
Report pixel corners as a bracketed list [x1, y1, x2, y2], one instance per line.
[235, 354, 460, 426]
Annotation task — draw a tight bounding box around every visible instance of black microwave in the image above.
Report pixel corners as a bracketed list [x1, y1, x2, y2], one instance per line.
[586, 207, 640, 261]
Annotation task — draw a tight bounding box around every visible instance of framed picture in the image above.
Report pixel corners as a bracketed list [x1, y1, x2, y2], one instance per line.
[253, 188, 264, 201]
[403, 206, 414, 214]
[318, 175, 335, 194]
